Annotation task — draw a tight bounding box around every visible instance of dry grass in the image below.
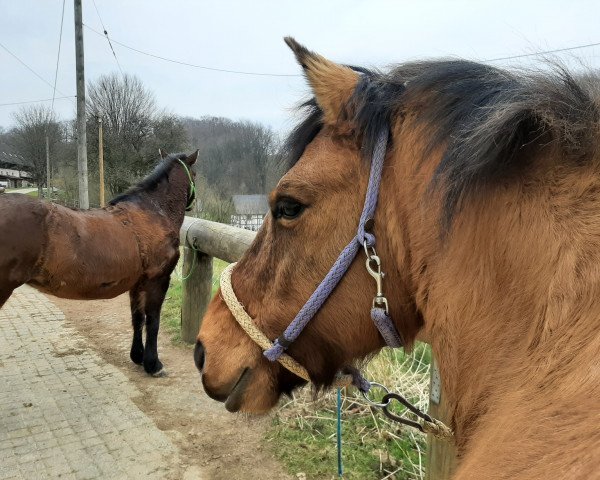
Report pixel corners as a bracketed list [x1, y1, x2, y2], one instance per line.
[268, 344, 432, 479]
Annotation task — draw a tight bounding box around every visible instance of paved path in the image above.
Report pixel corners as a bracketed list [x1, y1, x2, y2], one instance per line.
[4, 188, 37, 194]
[0, 286, 185, 480]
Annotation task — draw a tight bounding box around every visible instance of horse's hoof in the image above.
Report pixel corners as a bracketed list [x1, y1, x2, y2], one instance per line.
[130, 349, 144, 365]
[151, 368, 168, 378]
[143, 358, 163, 375]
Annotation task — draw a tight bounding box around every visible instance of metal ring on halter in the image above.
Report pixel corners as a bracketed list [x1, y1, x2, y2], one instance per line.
[361, 382, 392, 408]
[363, 240, 377, 260]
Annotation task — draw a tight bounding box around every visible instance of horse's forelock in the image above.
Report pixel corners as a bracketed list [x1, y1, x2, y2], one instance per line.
[285, 59, 600, 232]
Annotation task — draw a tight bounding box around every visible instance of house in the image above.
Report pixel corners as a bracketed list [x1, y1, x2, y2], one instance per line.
[230, 194, 269, 232]
[0, 151, 33, 188]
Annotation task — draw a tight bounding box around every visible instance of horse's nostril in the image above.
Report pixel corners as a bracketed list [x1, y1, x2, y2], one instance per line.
[194, 340, 205, 372]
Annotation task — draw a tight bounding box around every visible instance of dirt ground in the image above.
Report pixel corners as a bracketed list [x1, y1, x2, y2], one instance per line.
[48, 293, 291, 480]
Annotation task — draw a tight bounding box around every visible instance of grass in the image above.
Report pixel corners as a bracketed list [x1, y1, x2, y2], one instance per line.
[5, 188, 43, 198]
[162, 255, 228, 343]
[162, 276, 184, 342]
[5, 188, 38, 197]
[267, 344, 432, 480]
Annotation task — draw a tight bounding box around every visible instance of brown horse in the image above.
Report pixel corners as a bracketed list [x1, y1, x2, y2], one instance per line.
[0, 150, 197, 376]
[196, 39, 600, 479]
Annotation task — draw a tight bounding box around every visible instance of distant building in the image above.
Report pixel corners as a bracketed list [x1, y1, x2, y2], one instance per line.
[231, 194, 269, 232]
[0, 151, 33, 188]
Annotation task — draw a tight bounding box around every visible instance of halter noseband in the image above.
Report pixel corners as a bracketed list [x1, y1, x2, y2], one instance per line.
[177, 158, 196, 211]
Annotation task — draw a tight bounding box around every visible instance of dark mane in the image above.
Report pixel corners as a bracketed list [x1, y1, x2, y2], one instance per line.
[285, 60, 600, 227]
[109, 153, 187, 205]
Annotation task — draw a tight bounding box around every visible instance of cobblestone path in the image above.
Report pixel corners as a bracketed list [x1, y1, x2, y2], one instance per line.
[0, 286, 185, 480]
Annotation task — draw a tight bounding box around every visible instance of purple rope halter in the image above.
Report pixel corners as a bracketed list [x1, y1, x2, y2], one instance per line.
[264, 127, 403, 368]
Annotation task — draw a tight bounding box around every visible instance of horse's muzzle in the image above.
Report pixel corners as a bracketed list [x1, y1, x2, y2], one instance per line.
[200, 366, 252, 412]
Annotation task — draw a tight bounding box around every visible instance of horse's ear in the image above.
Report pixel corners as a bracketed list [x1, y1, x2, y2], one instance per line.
[186, 150, 199, 165]
[284, 37, 359, 126]
[159, 148, 169, 160]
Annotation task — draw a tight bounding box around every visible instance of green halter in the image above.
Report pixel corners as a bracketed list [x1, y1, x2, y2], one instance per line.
[177, 158, 196, 211]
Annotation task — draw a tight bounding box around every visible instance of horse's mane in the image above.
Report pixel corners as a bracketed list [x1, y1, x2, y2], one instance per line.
[286, 60, 600, 226]
[109, 152, 187, 205]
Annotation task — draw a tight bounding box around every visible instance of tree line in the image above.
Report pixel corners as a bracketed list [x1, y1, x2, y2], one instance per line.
[1, 73, 285, 220]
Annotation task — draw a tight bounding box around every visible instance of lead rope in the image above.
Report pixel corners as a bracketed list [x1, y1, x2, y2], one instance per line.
[177, 158, 198, 282]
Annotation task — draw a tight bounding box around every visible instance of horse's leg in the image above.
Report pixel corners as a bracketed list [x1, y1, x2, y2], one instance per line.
[129, 287, 145, 365]
[142, 275, 170, 376]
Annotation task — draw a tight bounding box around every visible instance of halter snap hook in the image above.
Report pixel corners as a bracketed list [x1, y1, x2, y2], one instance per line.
[364, 243, 389, 314]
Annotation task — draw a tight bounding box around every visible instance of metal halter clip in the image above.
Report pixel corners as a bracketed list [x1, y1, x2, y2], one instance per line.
[364, 242, 389, 314]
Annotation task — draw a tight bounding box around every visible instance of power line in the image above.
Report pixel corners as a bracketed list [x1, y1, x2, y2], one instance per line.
[484, 41, 600, 62]
[90, 0, 124, 76]
[0, 96, 75, 108]
[83, 22, 600, 75]
[83, 23, 301, 77]
[51, 0, 67, 112]
[0, 41, 75, 105]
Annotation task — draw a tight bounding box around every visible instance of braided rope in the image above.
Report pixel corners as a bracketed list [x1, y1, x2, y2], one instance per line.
[370, 307, 403, 348]
[264, 240, 361, 361]
[221, 263, 454, 438]
[220, 263, 353, 388]
[421, 418, 454, 439]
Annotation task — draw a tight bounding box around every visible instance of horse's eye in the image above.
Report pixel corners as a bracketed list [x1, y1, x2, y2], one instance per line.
[275, 199, 304, 220]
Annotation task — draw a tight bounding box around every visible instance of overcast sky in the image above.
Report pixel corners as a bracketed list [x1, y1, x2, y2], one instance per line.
[1, 0, 600, 134]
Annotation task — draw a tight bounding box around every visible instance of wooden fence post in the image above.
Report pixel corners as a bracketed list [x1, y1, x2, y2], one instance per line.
[178, 217, 255, 344]
[425, 357, 457, 480]
[180, 245, 213, 344]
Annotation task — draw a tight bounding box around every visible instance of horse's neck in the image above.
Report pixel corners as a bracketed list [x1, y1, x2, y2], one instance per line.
[381, 121, 600, 477]
[437, 317, 599, 478]
[143, 185, 187, 228]
[410, 181, 600, 471]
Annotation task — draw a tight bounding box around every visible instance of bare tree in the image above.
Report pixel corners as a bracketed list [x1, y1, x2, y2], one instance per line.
[11, 105, 61, 196]
[238, 121, 278, 193]
[87, 74, 156, 149]
[86, 73, 188, 196]
[182, 117, 279, 196]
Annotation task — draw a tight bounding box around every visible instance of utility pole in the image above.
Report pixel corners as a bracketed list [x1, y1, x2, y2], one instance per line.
[45, 135, 51, 199]
[98, 117, 105, 207]
[74, 0, 89, 209]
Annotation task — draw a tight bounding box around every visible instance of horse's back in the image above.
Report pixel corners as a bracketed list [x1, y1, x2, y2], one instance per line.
[30, 204, 144, 299]
[0, 194, 50, 288]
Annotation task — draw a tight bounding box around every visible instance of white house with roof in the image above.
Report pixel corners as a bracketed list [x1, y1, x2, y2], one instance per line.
[230, 194, 269, 232]
[0, 151, 33, 188]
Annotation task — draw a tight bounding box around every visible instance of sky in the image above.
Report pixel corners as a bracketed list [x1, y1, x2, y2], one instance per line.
[1, 0, 600, 134]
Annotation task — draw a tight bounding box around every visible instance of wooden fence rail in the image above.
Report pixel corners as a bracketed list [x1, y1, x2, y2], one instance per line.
[178, 216, 255, 343]
[178, 215, 456, 479]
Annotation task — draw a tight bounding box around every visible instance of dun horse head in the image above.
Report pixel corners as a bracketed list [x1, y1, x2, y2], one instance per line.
[195, 39, 600, 478]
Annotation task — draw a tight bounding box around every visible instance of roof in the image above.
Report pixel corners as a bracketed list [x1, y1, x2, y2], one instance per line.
[232, 194, 269, 215]
[0, 151, 34, 169]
